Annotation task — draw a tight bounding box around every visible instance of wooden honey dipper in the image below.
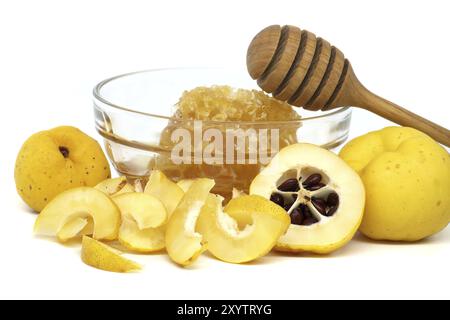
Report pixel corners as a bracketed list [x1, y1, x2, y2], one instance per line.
[247, 25, 450, 147]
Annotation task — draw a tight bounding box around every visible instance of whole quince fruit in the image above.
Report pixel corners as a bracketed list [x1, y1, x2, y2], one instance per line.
[339, 127, 450, 241]
[15, 126, 111, 212]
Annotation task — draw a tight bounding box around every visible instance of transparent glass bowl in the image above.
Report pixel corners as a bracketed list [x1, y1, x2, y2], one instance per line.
[93, 68, 352, 198]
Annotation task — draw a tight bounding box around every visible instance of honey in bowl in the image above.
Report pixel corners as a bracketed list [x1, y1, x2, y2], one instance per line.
[94, 68, 352, 202]
[149, 85, 301, 198]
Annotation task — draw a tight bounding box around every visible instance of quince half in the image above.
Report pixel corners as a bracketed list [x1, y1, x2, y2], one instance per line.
[250, 143, 365, 254]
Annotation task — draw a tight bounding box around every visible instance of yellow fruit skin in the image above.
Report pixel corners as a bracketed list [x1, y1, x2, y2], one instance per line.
[274, 219, 362, 255]
[15, 126, 111, 212]
[81, 236, 141, 273]
[340, 127, 450, 241]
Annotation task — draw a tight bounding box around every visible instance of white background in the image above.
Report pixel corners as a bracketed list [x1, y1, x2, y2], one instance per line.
[0, 0, 449, 300]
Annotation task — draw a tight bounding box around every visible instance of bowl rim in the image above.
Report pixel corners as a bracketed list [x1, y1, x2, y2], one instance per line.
[93, 67, 351, 125]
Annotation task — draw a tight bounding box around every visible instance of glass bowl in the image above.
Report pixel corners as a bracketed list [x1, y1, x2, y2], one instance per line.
[93, 68, 352, 198]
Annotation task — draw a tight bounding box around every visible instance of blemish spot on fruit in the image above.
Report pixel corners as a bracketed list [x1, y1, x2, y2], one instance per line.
[44, 198, 47, 202]
[395, 164, 400, 169]
[386, 167, 390, 170]
[59, 146, 70, 158]
[29, 185, 32, 190]
[436, 201, 441, 207]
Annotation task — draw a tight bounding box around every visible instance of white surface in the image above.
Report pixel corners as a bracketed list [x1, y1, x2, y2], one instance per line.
[0, 0, 449, 300]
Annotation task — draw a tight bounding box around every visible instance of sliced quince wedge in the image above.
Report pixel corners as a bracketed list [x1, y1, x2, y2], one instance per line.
[176, 179, 195, 192]
[34, 187, 121, 241]
[144, 170, 184, 215]
[57, 216, 93, 242]
[197, 194, 290, 264]
[165, 178, 215, 266]
[95, 177, 135, 197]
[232, 188, 247, 199]
[113, 193, 168, 253]
[81, 236, 141, 273]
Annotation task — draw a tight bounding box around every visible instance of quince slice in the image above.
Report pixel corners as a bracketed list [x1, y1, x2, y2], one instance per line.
[250, 143, 365, 254]
[34, 187, 121, 242]
[232, 188, 247, 199]
[176, 179, 195, 192]
[57, 216, 93, 242]
[81, 236, 141, 273]
[114, 193, 167, 253]
[95, 177, 135, 197]
[197, 195, 290, 264]
[144, 170, 184, 216]
[165, 178, 215, 266]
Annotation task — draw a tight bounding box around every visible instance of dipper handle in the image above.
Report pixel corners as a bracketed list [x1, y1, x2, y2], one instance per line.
[247, 25, 450, 147]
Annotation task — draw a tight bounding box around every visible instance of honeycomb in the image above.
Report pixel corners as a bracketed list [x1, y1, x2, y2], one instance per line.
[175, 85, 301, 122]
[150, 86, 301, 199]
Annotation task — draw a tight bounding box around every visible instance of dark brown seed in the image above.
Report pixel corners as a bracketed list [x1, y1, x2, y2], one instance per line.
[312, 198, 327, 215]
[302, 173, 322, 187]
[305, 183, 326, 191]
[290, 208, 304, 225]
[327, 192, 339, 207]
[59, 146, 70, 158]
[278, 178, 300, 192]
[302, 217, 319, 226]
[270, 193, 284, 207]
[299, 204, 311, 218]
[326, 206, 338, 217]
